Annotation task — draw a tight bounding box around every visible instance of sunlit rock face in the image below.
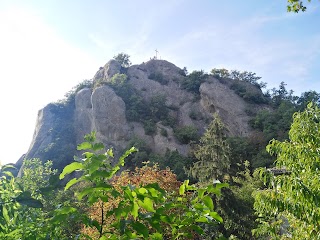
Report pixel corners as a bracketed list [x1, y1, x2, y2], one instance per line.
[18, 59, 266, 173]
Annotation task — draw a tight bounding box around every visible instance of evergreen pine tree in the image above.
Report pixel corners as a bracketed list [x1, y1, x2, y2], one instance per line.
[187, 113, 231, 183]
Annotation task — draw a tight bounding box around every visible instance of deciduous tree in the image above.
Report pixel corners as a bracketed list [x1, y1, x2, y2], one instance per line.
[253, 103, 320, 239]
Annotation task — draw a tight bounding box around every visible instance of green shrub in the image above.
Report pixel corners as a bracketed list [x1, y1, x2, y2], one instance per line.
[162, 115, 177, 128]
[148, 72, 168, 85]
[150, 94, 169, 121]
[174, 126, 199, 144]
[178, 67, 188, 76]
[231, 81, 268, 104]
[189, 110, 203, 120]
[181, 70, 207, 94]
[109, 73, 128, 86]
[113, 52, 131, 68]
[124, 137, 152, 170]
[143, 119, 157, 135]
[160, 128, 168, 137]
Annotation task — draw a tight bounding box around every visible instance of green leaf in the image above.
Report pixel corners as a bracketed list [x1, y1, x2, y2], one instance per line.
[60, 162, 84, 179]
[203, 196, 214, 211]
[2, 206, 10, 223]
[88, 157, 102, 174]
[150, 232, 163, 240]
[92, 142, 105, 151]
[39, 186, 56, 194]
[64, 178, 81, 190]
[196, 216, 209, 223]
[191, 225, 204, 234]
[90, 170, 114, 179]
[193, 203, 204, 210]
[56, 206, 77, 214]
[209, 211, 223, 223]
[206, 183, 228, 196]
[77, 141, 92, 150]
[91, 219, 102, 231]
[16, 198, 43, 208]
[1, 171, 14, 178]
[1, 164, 16, 171]
[51, 207, 78, 223]
[179, 183, 186, 195]
[131, 201, 139, 219]
[160, 215, 171, 224]
[77, 187, 94, 200]
[138, 197, 155, 212]
[197, 189, 206, 198]
[131, 221, 149, 238]
[119, 219, 126, 234]
[84, 151, 94, 158]
[15, 190, 31, 199]
[15, 192, 43, 208]
[118, 147, 137, 166]
[77, 182, 113, 200]
[123, 188, 134, 201]
[49, 174, 60, 186]
[138, 187, 147, 194]
[84, 131, 96, 142]
[148, 188, 159, 198]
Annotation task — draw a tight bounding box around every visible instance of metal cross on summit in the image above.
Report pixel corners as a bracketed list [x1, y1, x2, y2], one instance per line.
[155, 49, 158, 59]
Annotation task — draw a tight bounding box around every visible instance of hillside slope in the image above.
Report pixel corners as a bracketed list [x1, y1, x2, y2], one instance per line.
[16, 59, 267, 172]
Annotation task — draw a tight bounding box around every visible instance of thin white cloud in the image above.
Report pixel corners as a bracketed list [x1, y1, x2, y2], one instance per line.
[161, 9, 319, 94]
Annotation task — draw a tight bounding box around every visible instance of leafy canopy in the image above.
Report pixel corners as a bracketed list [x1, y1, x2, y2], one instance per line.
[113, 52, 132, 68]
[253, 103, 320, 239]
[287, 0, 313, 12]
[59, 131, 228, 239]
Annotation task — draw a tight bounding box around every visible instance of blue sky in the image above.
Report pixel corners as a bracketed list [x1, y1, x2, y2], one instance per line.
[0, 0, 319, 165]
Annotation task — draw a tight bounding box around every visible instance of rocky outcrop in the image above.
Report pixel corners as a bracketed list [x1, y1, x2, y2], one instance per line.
[91, 85, 130, 146]
[94, 59, 121, 83]
[74, 88, 94, 144]
[24, 106, 55, 159]
[19, 59, 266, 172]
[200, 78, 251, 136]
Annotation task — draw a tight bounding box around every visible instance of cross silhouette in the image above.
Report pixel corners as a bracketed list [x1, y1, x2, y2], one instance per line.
[155, 49, 158, 59]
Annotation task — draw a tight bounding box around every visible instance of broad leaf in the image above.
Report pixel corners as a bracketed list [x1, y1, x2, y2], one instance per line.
[118, 147, 137, 166]
[150, 232, 163, 240]
[92, 142, 105, 151]
[131, 221, 149, 238]
[196, 216, 209, 223]
[1, 171, 14, 178]
[64, 177, 81, 190]
[15, 192, 43, 208]
[203, 195, 214, 211]
[60, 162, 84, 179]
[191, 225, 204, 234]
[2, 206, 10, 223]
[179, 183, 186, 195]
[16, 198, 43, 208]
[209, 211, 223, 223]
[138, 197, 155, 212]
[131, 201, 139, 219]
[77, 141, 92, 150]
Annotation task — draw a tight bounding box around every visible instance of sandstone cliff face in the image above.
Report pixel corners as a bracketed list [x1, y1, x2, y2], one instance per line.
[20, 59, 265, 170]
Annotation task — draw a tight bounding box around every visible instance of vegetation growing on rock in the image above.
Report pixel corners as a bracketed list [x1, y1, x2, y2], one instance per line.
[9, 56, 320, 239]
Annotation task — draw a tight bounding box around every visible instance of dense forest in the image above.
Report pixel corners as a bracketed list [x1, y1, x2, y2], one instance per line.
[1, 50, 319, 239]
